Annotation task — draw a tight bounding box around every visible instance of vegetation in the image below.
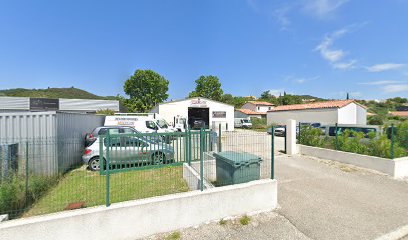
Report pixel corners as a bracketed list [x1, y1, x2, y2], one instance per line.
[124, 69, 169, 112]
[299, 124, 408, 159]
[0, 87, 106, 99]
[358, 97, 408, 125]
[250, 117, 268, 130]
[188, 75, 224, 101]
[165, 231, 181, 240]
[239, 215, 251, 225]
[96, 109, 116, 115]
[219, 219, 227, 225]
[24, 165, 188, 217]
[0, 175, 57, 218]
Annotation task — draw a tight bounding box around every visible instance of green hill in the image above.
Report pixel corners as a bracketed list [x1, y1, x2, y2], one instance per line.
[0, 87, 107, 99]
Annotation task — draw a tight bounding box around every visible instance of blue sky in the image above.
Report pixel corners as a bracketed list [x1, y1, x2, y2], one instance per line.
[0, 0, 407, 100]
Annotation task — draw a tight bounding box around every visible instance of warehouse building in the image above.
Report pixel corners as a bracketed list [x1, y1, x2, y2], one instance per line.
[150, 97, 234, 131]
[267, 99, 367, 125]
[0, 96, 119, 113]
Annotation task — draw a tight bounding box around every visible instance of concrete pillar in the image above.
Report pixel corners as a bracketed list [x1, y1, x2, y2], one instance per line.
[286, 119, 297, 155]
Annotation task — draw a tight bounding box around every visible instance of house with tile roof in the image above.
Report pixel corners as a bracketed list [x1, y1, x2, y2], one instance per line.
[235, 101, 275, 119]
[267, 99, 367, 125]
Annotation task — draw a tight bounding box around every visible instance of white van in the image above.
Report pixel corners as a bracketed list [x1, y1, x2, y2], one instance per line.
[104, 114, 176, 134]
[234, 118, 252, 129]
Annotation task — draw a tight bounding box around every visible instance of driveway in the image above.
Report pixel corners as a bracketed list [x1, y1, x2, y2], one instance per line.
[143, 153, 408, 240]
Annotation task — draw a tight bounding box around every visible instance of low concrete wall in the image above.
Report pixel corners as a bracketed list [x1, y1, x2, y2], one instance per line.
[183, 163, 215, 190]
[0, 179, 277, 240]
[298, 145, 408, 178]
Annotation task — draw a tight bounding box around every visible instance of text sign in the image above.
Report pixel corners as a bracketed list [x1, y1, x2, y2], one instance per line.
[30, 98, 59, 111]
[212, 111, 226, 118]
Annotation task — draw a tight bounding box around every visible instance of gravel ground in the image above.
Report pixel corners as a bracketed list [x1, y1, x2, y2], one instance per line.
[144, 211, 310, 240]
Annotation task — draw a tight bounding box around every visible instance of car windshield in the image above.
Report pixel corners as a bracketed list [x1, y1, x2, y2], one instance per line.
[156, 119, 169, 128]
[242, 119, 250, 123]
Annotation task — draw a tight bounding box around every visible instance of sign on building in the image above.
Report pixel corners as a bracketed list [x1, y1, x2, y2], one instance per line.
[30, 98, 59, 111]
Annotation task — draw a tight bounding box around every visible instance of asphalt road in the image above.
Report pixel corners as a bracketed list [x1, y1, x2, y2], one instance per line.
[143, 130, 408, 240]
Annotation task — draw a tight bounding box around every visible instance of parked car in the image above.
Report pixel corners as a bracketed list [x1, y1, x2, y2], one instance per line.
[234, 118, 252, 129]
[267, 125, 286, 137]
[190, 118, 206, 130]
[82, 135, 175, 171]
[85, 126, 164, 147]
[322, 124, 380, 138]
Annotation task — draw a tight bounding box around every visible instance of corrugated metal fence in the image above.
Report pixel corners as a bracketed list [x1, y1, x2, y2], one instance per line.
[0, 111, 104, 175]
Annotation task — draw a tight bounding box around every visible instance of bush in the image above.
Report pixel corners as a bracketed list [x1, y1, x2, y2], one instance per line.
[0, 174, 56, 217]
[250, 117, 268, 129]
[368, 115, 384, 125]
[299, 126, 324, 147]
[395, 121, 408, 149]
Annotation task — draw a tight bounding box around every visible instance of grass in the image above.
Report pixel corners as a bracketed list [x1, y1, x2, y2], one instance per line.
[219, 219, 227, 225]
[165, 231, 181, 240]
[239, 215, 251, 225]
[24, 165, 189, 217]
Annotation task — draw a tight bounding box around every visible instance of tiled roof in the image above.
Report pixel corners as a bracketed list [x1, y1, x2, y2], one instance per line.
[389, 111, 408, 117]
[237, 109, 267, 115]
[268, 100, 366, 112]
[247, 101, 274, 106]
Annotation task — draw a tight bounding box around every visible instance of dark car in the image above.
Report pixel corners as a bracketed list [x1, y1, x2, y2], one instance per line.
[190, 119, 206, 130]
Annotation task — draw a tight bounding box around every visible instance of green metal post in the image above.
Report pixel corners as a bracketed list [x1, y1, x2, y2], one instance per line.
[105, 132, 111, 207]
[188, 128, 192, 164]
[185, 128, 190, 165]
[391, 124, 395, 159]
[25, 141, 29, 207]
[200, 128, 204, 191]
[298, 122, 301, 142]
[218, 123, 222, 152]
[284, 125, 287, 154]
[271, 126, 275, 179]
[335, 123, 339, 150]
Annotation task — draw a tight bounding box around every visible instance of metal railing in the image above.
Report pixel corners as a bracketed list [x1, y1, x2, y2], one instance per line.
[0, 128, 276, 219]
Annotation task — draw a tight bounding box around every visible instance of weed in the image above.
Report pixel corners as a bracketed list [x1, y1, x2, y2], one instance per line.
[239, 215, 250, 225]
[165, 231, 181, 240]
[219, 219, 227, 225]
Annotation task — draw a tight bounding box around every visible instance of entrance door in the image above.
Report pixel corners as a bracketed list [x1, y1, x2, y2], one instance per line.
[188, 107, 209, 129]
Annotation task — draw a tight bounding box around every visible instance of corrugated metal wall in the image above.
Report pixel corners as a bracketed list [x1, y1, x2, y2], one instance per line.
[59, 98, 119, 112]
[0, 112, 105, 175]
[0, 97, 30, 110]
[56, 112, 105, 172]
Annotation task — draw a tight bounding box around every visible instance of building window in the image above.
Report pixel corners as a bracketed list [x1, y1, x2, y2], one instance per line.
[257, 106, 260, 110]
[268, 107, 271, 110]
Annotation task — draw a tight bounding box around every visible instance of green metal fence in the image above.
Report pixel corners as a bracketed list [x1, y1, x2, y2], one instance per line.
[0, 129, 275, 220]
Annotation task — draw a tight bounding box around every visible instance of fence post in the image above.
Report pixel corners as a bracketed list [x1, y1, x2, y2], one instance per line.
[298, 122, 301, 142]
[105, 132, 111, 207]
[391, 124, 395, 159]
[271, 126, 275, 179]
[185, 128, 190, 165]
[188, 128, 192, 165]
[335, 123, 339, 150]
[25, 141, 29, 208]
[218, 123, 222, 152]
[200, 128, 204, 191]
[284, 125, 287, 154]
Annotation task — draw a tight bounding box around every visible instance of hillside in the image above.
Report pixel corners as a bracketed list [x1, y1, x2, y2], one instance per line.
[0, 87, 107, 99]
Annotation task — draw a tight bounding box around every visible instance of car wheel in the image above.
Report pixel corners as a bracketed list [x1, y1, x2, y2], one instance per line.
[88, 157, 101, 171]
[152, 152, 166, 165]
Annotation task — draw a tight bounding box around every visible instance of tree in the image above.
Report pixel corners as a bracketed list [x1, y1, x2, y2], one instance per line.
[260, 90, 272, 100]
[124, 69, 169, 112]
[188, 75, 224, 101]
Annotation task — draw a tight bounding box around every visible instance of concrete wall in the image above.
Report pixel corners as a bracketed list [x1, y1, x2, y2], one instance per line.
[298, 145, 408, 178]
[0, 179, 278, 240]
[337, 103, 357, 124]
[267, 108, 338, 125]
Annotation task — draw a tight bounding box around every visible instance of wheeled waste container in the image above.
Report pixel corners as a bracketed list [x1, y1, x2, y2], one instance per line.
[214, 151, 262, 186]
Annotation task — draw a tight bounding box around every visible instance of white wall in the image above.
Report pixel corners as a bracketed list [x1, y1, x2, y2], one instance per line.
[241, 103, 271, 113]
[356, 105, 367, 125]
[153, 98, 234, 131]
[0, 179, 277, 240]
[337, 103, 356, 124]
[267, 108, 338, 125]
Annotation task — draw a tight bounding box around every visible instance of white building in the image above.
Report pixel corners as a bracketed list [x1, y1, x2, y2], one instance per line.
[0, 96, 119, 113]
[150, 97, 234, 131]
[237, 101, 274, 119]
[267, 100, 367, 125]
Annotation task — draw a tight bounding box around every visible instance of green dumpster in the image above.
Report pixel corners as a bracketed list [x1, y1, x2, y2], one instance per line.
[214, 151, 262, 186]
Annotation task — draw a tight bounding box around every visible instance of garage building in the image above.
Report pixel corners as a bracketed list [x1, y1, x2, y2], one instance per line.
[267, 99, 367, 125]
[150, 97, 234, 131]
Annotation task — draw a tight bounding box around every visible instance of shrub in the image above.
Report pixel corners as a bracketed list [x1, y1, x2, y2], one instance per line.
[250, 117, 268, 129]
[368, 115, 384, 125]
[0, 174, 56, 217]
[299, 126, 324, 147]
[239, 215, 251, 225]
